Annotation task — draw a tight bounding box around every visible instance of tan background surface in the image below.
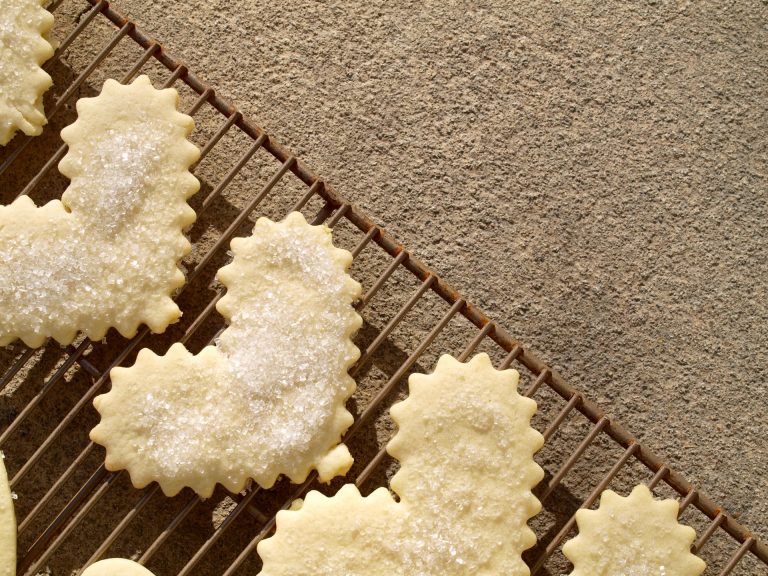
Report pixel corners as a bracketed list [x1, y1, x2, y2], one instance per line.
[0, 0, 766, 573]
[115, 0, 768, 534]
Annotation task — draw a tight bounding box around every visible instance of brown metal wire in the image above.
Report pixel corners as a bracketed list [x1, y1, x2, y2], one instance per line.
[82, 483, 161, 568]
[0, 0, 765, 574]
[694, 513, 728, 555]
[0, 339, 90, 463]
[539, 416, 611, 504]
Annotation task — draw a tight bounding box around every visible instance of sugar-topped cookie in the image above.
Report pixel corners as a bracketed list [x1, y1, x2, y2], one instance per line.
[0, 453, 16, 576]
[90, 212, 362, 498]
[0, 75, 200, 347]
[258, 353, 545, 576]
[562, 484, 706, 576]
[0, 0, 54, 145]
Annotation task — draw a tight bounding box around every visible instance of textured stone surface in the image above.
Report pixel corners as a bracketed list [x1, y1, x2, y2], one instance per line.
[113, 0, 768, 538]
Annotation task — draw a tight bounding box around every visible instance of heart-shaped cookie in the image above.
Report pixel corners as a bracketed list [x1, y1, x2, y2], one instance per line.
[563, 484, 706, 576]
[90, 212, 362, 497]
[0, 0, 54, 145]
[258, 353, 545, 576]
[0, 75, 199, 347]
[81, 559, 154, 576]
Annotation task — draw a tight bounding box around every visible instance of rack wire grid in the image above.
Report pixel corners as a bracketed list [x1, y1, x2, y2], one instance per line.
[0, 0, 765, 574]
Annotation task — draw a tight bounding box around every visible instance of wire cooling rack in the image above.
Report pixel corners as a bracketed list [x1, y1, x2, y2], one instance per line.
[0, 1, 765, 574]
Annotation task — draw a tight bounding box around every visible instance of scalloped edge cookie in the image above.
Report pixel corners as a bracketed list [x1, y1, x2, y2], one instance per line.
[562, 484, 706, 576]
[258, 353, 545, 576]
[81, 559, 155, 576]
[0, 0, 54, 145]
[91, 212, 362, 497]
[0, 75, 199, 347]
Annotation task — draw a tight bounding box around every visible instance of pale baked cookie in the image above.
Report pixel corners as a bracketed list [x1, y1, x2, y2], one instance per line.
[258, 353, 545, 576]
[0, 75, 199, 347]
[0, 453, 16, 576]
[0, 0, 55, 145]
[562, 484, 706, 576]
[90, 212, 362, 498]
[81, 559, 155, 576]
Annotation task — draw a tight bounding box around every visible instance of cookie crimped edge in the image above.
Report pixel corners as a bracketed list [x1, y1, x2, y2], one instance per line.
[0, 0, 54, 145]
